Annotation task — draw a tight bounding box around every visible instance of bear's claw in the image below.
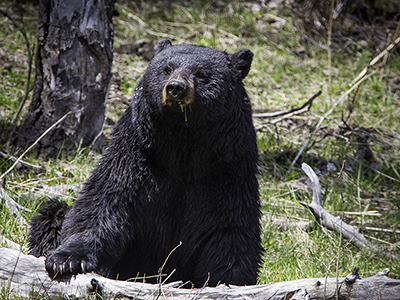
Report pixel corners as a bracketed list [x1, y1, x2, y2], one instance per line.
[46, 251, 96, 277]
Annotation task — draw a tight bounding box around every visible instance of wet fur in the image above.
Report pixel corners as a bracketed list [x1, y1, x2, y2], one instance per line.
[28, 40, 263, 287]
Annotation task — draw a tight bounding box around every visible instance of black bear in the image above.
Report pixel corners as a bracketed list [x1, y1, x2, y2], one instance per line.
[28, 39, 263, 287]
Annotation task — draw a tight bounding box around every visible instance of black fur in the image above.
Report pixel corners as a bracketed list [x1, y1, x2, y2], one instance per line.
[28, 199, 70, 257]
[28, 40, 263, 287]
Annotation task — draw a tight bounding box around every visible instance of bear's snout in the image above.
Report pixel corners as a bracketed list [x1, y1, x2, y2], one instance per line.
[166, 80, 187, 100]
[162, 76, 195, 108]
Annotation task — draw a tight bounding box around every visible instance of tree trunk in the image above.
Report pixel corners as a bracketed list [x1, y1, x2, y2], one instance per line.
[15, 0, 115, 158]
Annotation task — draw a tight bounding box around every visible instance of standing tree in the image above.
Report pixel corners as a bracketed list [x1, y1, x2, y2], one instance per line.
[16, 0, 115, 157]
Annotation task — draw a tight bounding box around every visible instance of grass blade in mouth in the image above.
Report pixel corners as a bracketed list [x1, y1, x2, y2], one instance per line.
[179, 101, 188, 122]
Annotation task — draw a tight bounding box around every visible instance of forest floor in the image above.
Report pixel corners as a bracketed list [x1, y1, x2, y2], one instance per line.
[0, 0, 400, 287]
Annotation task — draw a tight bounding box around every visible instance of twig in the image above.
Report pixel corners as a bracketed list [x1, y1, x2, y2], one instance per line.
[364, 226, 400, 235]
[373, 169, 400, 184]
[383, 18, 400, 89]
[393, 17, 400, 41]
[316, 70, 376, 131]
[161, 269, 176, 286]
[0, 112, 71, 182]
[351, 35, 400, 86]
[336, 159, 346, 300]
[311, 132, 349, 147]
[157, 241, 182, 285]
[339, 210, 381, 217]
[156, 241, 182, 300]
[253, 91, 321, 119]
[5, 248, 22, 299]
[0, 151, 43, 171]
[327, 0, 334, 89]
[379, 32, 392, 83]
[289, 143, 307, 175]
[254, 107, 312, 132]
[391, 164, 400, 180]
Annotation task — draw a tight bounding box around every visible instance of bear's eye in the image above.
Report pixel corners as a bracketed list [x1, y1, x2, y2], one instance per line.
[164, 65, 173, 75]
[195, 69, 207, 80]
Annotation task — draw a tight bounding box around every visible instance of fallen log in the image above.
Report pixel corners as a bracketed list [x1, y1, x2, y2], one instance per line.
[1, 248, 400, 299]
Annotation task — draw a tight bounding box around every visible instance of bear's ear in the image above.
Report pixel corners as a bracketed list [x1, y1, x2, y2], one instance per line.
[155, 39, 173, 55]
[231, 49, 253, 79]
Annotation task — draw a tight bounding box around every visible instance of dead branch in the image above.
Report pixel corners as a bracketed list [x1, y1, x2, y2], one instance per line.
[0, 151, 43, 172]
[365, 226, 400, 235]
[253, 91, 321, 119]
[1, 248, 400, 299]
[351, 35, 400, 85]
[299, 163, 374, 249]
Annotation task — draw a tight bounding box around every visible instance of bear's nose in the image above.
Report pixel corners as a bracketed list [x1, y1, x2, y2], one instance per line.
[165, 80, 186, 100]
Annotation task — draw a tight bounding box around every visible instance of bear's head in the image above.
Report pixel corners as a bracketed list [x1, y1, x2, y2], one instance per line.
[140, 39, 253, 121]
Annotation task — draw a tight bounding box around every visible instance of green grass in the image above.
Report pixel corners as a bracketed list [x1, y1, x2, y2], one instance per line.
[1, 0, 400, 294]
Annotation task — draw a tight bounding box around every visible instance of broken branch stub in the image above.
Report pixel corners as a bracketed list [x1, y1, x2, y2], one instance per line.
[300, 163, 374, 249]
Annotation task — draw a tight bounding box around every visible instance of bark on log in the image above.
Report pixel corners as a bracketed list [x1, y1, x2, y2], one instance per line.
[1, 248, 400, 300]
[15, 0, 115, 158]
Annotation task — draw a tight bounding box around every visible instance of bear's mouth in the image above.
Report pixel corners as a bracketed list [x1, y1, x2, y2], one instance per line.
[165, 100, 192, 121]
[165, 100, 189, 109]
